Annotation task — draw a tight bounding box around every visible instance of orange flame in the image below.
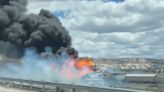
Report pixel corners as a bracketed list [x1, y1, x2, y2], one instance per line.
[57, 57, 95, 80]
[75, 58, 94, 69]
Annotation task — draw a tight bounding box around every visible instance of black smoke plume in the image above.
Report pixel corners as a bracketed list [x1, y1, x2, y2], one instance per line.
[0, 0, 75, 58]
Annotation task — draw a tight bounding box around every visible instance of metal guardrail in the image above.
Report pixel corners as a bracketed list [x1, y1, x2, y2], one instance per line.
[0, 77, 152, 92]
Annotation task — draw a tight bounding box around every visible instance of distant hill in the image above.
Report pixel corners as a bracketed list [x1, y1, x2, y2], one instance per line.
[93, 58, 164, 64]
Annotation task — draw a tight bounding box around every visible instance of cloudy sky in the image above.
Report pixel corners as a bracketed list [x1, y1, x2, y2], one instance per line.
[27, 0, 164, 59]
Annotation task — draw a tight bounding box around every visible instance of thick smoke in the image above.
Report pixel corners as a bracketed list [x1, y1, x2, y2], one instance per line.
[0, 0, 72, 58]
[0, 1, 108, 87]
[0, 0, 107, 86]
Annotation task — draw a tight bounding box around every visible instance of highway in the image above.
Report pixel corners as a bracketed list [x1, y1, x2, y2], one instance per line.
[0, 77, 152, 92]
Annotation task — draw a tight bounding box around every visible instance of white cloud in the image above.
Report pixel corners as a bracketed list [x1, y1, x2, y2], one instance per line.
[27, 0, 164, 59]
[71, 30, 164, 58]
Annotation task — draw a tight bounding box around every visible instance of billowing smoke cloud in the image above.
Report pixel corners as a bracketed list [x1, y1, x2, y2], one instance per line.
[0, 0, 102, 86]
[0, 0, 85, 84]
[0, 0, 72, 58]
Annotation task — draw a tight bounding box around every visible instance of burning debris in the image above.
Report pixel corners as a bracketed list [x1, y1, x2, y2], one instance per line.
[75, 58, 94, 69]
[60, 57, 95, 80]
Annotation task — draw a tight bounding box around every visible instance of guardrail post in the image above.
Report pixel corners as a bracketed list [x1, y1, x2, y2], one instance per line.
[20, 80, 23, 88]
[56, 86, 60, 92]
[10, 81, 13, 87]
[42, 81, 45, 91]
[30, 83, 33, 89]
[72, 88, 76, 92]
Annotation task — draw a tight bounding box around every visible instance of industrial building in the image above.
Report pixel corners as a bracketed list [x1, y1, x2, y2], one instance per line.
[125, 74, 157, 83]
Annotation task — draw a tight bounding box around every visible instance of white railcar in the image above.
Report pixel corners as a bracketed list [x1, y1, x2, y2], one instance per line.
[125, 74, 157, 83]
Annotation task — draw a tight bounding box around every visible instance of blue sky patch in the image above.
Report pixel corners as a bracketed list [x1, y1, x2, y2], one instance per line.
[54, 10, 71, 18]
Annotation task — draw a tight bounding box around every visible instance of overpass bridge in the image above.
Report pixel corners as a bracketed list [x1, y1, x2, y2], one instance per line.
[0, 77, 151, 92]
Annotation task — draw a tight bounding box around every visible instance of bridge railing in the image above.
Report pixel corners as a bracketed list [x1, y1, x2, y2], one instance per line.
[0, 77, 152, 92]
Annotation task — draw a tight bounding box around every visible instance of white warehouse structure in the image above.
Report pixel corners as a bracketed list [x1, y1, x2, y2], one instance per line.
[125, 74, 157, 83]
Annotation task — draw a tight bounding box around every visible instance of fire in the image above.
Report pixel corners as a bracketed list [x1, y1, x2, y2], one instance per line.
[58, 57, 95, 80]
[75, 58, 94, 69]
